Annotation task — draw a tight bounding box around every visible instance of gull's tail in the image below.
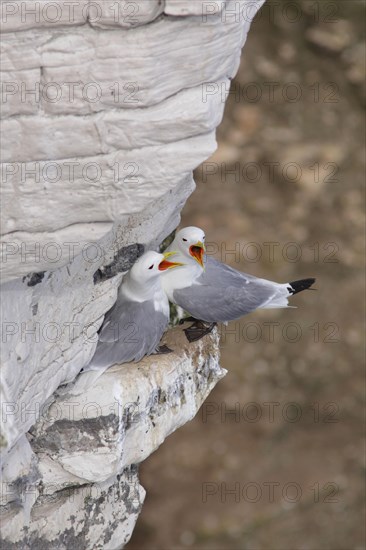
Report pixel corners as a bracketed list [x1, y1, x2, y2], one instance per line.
[261, 277, 316, 309]
[288, 278, 316, 295]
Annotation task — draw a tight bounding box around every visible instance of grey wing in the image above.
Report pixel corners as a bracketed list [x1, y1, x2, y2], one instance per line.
[173, 257, 283, 322]
[87, 299, 168, 370]
[202, 257, 262, 286]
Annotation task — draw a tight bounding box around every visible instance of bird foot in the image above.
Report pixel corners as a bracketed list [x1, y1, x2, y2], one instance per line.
[155, 344, 173, 355]
[184, 321, 217, 343]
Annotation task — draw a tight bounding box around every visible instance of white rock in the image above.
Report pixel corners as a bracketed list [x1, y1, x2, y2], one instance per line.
[1, 85, 224, 161]
[1, 69, 41, 118]
[32, 325, 225, 483]
[0, 0, 163, 33]
[1, 13, 250, 114]
[1, 327, 225, 548]
[1, 435, 37, 506]
[165, 0, 226, 16]
[90, 0, 164, 29]
[0, 0, 89, 33]
[1, 131, 217, 230]
[1, 466, 145, 550]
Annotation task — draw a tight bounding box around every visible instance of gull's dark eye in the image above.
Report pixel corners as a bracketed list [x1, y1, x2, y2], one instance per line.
[203, 236, 205, 240]
[148, 264, 154, 269]
[182, 238, 187, 242]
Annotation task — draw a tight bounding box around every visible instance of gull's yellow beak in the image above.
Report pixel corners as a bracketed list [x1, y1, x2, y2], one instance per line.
[189, 241, 205, 268]
[158, 251, 184, 271]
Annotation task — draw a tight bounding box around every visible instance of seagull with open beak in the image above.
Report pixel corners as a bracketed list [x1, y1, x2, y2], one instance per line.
[161, 226, 206, 302]
[161, 227, 315, 342]
[73, 250, 182, 392]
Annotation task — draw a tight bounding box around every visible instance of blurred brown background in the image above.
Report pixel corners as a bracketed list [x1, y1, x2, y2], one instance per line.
[129, 1, 365, 548]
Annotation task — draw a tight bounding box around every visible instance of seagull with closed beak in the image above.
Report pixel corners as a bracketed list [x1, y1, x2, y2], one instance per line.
[73, 250, 182, 392]
[161, 227, 316, 341]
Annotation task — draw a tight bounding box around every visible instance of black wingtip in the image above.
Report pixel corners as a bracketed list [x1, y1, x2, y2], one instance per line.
[288, 278, 316, 295]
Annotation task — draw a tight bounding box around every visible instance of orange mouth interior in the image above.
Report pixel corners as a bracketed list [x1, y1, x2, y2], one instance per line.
[158, 259, 183, 271]
[189, 245, 204, 267]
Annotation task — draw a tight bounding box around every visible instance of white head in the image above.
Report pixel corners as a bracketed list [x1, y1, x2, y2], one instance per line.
[129, 250, 182, 283]
[172, 226, 206, 268]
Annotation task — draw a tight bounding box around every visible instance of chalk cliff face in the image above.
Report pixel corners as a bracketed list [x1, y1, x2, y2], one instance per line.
[0, 1, 263, 547]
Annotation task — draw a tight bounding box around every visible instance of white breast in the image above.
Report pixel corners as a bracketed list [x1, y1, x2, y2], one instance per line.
[161, 262, 202, 302]
[153, 288, 170, 316]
